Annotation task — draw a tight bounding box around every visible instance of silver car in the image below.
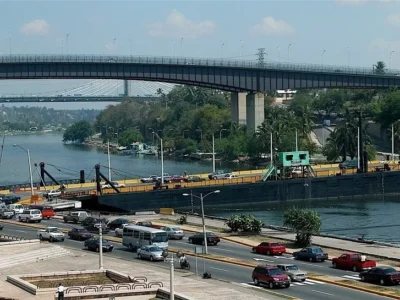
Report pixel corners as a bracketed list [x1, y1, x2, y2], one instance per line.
[163, 226, 184, 240]
[277, 264, 307, 282]
[137, 245, 165, 262]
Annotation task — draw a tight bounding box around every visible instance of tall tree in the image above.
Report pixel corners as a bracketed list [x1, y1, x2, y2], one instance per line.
[63, 121, 93, 143]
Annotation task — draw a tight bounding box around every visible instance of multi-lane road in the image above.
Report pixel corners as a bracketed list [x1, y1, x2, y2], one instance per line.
[0, 218, 394, 300]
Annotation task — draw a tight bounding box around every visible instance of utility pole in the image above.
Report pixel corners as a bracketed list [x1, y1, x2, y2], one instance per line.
[257, 48, 266, 67]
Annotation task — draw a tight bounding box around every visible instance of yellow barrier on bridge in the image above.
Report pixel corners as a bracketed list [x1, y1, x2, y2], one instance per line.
[159, 208, 175, 215]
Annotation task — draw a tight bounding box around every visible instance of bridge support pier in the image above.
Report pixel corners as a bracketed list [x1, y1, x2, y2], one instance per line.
[246, 92, 264, 133]
[123, 80, 131, 97]
[231, 92, 247, 125]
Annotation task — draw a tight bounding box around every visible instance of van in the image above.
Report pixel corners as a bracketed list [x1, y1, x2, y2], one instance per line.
[28, 205, 55, 219]
[8, 204, 24, 214]
[17, 209, 42, 223]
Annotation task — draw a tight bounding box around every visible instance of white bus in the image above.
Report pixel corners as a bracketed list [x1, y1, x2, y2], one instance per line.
[122, 225, 168, 251]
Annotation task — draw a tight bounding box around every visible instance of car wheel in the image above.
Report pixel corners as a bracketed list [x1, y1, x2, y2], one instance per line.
[150, 256, 154, 262]
[96, 247, 99, 252]
[332, 262, 337, 268]
[253, 277, 260, 286]
[380, 279, 386, 286]
[18, 216, 21, 222]
[285, 284, 290, 288]
[129, 244, 134, 251]
[360, 275, 365, 282]
[267, 250, 271, 256]
[47, 217, 50, 220]
[138, 254, 142, 260]
[61, 239, 64, 242]
[49, 237, 53, 242]
[25, 218, 29, 223]
[37, 220, 41, 223]
[63, 219, 67, 223]
[268, 281, 274, 289]
[352, 265, 357, 272]
[309, 257, 313, 262]
[39, 234, 43, 241]
[189, 239, 193, 244]
[294, 254, 298, 260]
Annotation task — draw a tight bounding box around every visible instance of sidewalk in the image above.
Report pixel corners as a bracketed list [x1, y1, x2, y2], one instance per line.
[158, 214, 400, 262]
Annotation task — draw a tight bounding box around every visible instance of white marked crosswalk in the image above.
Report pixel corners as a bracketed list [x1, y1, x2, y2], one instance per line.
[342, 275, 361, 281]
[240, 278, 326, 289]
[273, 256, 294, 259]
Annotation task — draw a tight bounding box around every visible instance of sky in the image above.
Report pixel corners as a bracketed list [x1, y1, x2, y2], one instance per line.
[1, 0, 400, 108]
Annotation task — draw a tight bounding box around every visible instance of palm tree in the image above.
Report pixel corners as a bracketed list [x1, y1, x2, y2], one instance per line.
[374, 61, 386, 75]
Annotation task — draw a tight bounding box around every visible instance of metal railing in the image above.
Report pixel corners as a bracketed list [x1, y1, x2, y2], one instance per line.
[0, 54, 399, 77]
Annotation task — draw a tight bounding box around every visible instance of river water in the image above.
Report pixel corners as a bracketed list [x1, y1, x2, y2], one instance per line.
[1, 134, 399, 245]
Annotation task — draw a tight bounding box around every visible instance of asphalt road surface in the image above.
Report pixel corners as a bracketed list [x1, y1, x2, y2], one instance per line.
[0, 219, 394, 300]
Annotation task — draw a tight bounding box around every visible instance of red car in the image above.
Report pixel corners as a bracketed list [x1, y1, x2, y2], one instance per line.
[252, 242, 286, 256]
[332, 253, 376, 272]
[252, 265, 290, 288]
[170, 175, 184, 183]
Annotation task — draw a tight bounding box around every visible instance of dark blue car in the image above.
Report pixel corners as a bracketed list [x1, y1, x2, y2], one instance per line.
[293, 247, 328, 262]
[84, 238, 114, 252]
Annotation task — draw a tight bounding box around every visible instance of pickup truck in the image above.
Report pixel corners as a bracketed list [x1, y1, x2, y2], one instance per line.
[0, 208, 14, 219]
[43, 189, 61, 199]
[37, 227, 65, 242]
[332, 253, 376, 272]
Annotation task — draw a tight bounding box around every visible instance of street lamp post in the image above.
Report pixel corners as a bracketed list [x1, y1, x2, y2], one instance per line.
[219, 128, 227, 140]
[130, 35, 132, 56]
[152, 131, 164, 185]
[66, 34, 69, 55]
[212, 133, 215, 173]
[277, 46, 280, 61]
[390, 50, 395, 70]
[182, 190, 220, 254]
[240, 40, 244, 57]
[346, 46, 350, 67]
[288, 44, 292, 62]
[13, 144, 34, 196]
[172, 40, 176, 56]
[99, 222, 104, 270]
[8, 32, 11, 56]
[220, 43, 224, 55]
[322, 49, 326, 65]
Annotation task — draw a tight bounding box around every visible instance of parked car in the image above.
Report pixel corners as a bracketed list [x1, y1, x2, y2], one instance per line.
[17, 209, 42, 223]
[0, 208, 14, 219]
[84, 222, 110, 233]
[82, 217, 109, 227]
[332, 253, 376, 272]
[188, 232, 220, 245]
[158, 173, 172, 183]
[208, 170, 230, 180]
[136, 221, 153, 228]
[169, 175, 184, 183]
[276, 264, 307, 282]
[107, 218, 130, 230]
[28, 205, 55, 220]
[43, 189, 62, 199]
[37, 227, 65, 242]
[0, 195, 21, 204]
[360, 267, 400, 285]
[252, 265, 291, 288]
[162, 226, 184, 240]
[8, 204, 24, 214]
[137, 245, 165, 261]
[63, 211, 90, 224]
[183, 176, 206, 183]
[140, 175, 158, 183]
[67, 228, 93, 240]
[101, 181, 126, 189]
[293, 247, 328, 262]
[84, 238, 114, 252]
[339, 159, 358, 169]
[252, 242, 286, 256]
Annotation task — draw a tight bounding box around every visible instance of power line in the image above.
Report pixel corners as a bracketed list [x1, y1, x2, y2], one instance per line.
[257, 48, 266, 67]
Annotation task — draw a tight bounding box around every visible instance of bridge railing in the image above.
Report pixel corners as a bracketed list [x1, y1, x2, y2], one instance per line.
[0, 54, 398, 77]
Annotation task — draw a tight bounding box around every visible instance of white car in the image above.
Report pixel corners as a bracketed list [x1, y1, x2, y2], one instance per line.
[37, 227, 65, 242]
[115, 223, 136, 237]
[17, 209, 42, 223]
[223, 174, 238, 180]
[43, 189, 62, 199]
[101, 181, 126, 189]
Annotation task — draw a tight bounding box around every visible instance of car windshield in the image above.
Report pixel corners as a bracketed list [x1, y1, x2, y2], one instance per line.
[312, 248, 324, 253]
[78, 229, 89, 233]
[171, 227, 181, 231]
[32, 210, 41, 214]
[268, 268, 283, 275]
[49, 228, 60, 232]
[270, 243, 281, 247]
[148, 246, 162, 252]
[152, 232, 168, 243]
[206, 232, 216, 236]
[286, 265, 299, 271]
[383, 268, 397, 274]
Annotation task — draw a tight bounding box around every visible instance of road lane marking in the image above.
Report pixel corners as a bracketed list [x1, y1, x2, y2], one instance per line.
[254, 258, 274, 263]
[342, 275, 360, 281]
[13, 230, 26, 233]
[274, 256, 294, 259]
[209, 267, 229, 272]
[311, 290, 335, 296]
[306, 279, 326, 284]
[292, 282, 306, 286]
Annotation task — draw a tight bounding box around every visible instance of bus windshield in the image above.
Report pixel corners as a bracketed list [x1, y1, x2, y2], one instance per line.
[152, 232, 168, 243]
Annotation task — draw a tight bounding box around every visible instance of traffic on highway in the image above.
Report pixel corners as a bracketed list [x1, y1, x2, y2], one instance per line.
[0, 215, 397, 300]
